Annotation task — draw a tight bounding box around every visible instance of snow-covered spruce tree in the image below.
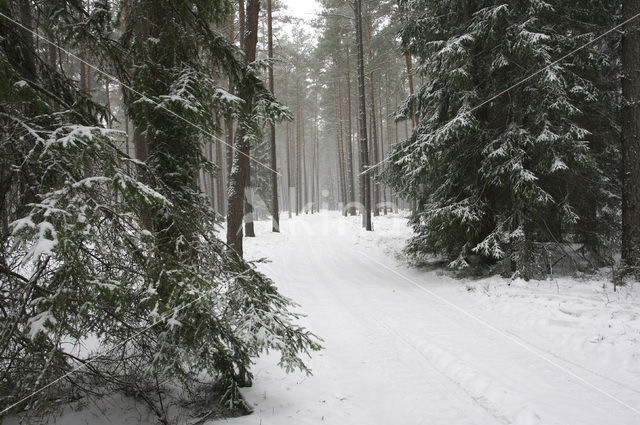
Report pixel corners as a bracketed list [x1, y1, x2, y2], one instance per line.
[385, 0, 620, 278]
[1, 0, 318, 420]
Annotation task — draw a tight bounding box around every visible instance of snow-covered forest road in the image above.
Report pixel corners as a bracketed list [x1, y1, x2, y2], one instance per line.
[218, 212, 640, 425]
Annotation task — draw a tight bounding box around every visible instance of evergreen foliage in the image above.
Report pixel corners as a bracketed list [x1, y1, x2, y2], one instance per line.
[385, 0, 621, 278]
[0, 0, 318, 420]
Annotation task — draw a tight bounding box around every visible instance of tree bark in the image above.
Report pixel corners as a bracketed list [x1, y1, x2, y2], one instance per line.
[216, 138, 225, 215]
[267, 0, 279, 231]
[283, 66, 292, 218]
[354, 0, 371, 231]
[622, 0, 640, 270]
[225, 12, 235, 179]
[303, 124, 308, 213]
[285, 95, 293, 217]
[312, 91, 319, 213]
[105, 80, 112, 128]
[295, 71, 302, 215]
[226, 0, 259, 256]
[337, 81, 348, 215]
[345, 45, 357, 216]
[242, 0, 255, 238]
[238, 0, 245, 46]
[368, 74, 380, 217]
[234, 0, 255, 237]
[365, 5, 380, 217]
[404, 53, 417, 128]
[379, 82, 387, 215]
[244, 173, 255, 236]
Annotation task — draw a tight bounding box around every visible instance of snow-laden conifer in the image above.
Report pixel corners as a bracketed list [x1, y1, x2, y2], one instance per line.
[386, 0, 620, 278]
[0, 1, 318, 420]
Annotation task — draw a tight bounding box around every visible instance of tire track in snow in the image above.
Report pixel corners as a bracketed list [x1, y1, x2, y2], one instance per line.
[350, 244, 640, 420]
[296, 234, 506, 425]
[325, 244, 544, 425]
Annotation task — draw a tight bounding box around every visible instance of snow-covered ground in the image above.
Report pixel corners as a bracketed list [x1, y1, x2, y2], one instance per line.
[6, 212, 640, 425]
[218, 211, 640, 425]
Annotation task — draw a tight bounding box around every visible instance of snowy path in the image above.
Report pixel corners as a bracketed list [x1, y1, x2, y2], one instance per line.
[216, 212, 640, 425]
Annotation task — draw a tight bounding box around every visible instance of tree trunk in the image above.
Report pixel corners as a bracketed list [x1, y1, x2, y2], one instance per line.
[105, 80, 112, 127]
[345, 45, 357, 216]
[303, 126, 308, 213]
[312, 91, 319, 213]
[622, 0, 640, 270]
[354, 0, 371, 231]
[337, 81, 348, 215]
[225, 13, 235, 179]
[225, 118, 233, 178]
[216, 138, 225, 215]
[398, 0, 418, 130]
[244, 174, 255, 236]
[241, 0, 255, 238]
[365, 6, 380, 217]
[379, 82, 387, 215]
[295, 71, 302, 215]
[267, 0, 279, 231]
[134, 126, 148, 162]
[238, 0, 245, 46]
[369, 75, 380, 217]
[226, 0, 259, 257]
[286, 113, 293, 218]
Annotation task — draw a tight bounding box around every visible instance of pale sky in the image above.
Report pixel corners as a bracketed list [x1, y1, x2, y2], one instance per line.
[281, 0, 321, 22]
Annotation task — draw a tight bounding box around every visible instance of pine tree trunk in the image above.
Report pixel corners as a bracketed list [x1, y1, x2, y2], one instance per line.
[225, 118, 233, 178]
[241, 0, 255, 238]
[283, 67, 292, 218]
[379, 83, 387, 215]
[267, 0, 279, 231]
[312, 91, 319, 213]
[337, 81, 348, 215]
[315, 111, 320, 211]
[286, 112, 293, 218]
[238, 0, 245, 45]
[105, 80, 111, 127]
[404, 54, 417, 128]
[16, 0, 36, 78]
[225, 13, 235, 180]
[399, 0, 418, 129]
[394, 77, 400, 213]
[244, 174, 255, 236]
[207, 141, 214, 209]
[129, 2, 149, 179]
[216, 138, 225, 215]
[365, 7, 380, 217]
[303, 127, 308, 213]
[134, 126, 148, 162]
[226, 0, 259, 257]
[345, 45, 357, 216]
[622, 0, 640, 270]
[295, 72, 301, 215]
[369, 75, 380, 217]
[85, 0, 92, 93]
[354, 0, 372, 231]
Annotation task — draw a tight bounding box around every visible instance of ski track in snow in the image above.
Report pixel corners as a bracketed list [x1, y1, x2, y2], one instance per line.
[215, 212, 640, 425]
